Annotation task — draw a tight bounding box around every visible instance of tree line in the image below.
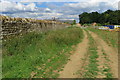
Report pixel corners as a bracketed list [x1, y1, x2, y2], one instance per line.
[79, 10, 120, 25]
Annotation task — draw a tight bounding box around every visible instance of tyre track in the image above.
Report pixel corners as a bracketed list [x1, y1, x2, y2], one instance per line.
[59, 30, 89, 78]
[89, 31, 118, 78]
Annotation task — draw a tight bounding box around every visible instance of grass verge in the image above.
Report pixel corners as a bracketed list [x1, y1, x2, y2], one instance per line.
[2, 27, 83, 78]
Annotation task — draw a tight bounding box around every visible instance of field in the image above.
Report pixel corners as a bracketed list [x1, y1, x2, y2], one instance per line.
[2, 27, 84, 78]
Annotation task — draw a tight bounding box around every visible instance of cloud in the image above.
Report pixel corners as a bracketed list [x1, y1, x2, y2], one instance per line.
[20, 0, 119, 3]
[44, 8, 52, 13]
[20, 0, 84, 2]
[0, 0, 119, 23]
[0, 1, 37, 13]
[62, 1, 118, 13]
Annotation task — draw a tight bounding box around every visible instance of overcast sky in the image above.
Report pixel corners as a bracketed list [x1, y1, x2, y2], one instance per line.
[0, 0, 119, 22]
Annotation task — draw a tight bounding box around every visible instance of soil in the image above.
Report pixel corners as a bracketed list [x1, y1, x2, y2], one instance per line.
[59, 30, 89, 78]
[58, 29, 118, 78]
[89, 31, 118, 78]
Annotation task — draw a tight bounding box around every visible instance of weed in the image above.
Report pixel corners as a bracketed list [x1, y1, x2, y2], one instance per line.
[2, 27, 84, 78]
[101, 49, 113, 78]
[81, 30, 99, 78]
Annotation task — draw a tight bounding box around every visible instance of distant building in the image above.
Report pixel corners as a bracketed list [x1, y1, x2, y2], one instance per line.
[92, 22, 97, 26]
[103, 25, 114, 29]
[76, 23, 81, 27]
[114, 25, 120, 29]
[99, 25, 120, 30]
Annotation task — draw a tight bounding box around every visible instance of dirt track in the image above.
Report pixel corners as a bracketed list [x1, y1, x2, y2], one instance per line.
[59, 30, 89, 78]
[58, 29, 118, 78]
[89, 31, 118, 78]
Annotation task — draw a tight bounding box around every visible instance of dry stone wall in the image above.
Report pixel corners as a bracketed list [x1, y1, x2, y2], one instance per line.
[0, 15, 69, 39]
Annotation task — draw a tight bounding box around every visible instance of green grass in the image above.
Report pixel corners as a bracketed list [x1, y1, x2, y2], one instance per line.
[83, 30, 113, 78]
[2, 27, 84, 78]
[88, 27, 118, 48]
[101, 49, 113, 78]
[82, 30, 99, 78]
[76, 29, 113, 78]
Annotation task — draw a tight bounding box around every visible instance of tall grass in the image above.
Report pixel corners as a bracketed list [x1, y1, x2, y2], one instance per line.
[2, 27, 83, 78]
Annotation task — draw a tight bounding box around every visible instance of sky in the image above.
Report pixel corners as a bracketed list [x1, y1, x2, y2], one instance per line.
[0, 0, 120, 22]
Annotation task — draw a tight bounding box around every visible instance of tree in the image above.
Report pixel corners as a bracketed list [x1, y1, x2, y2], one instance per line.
[71, 20, 76, 25]
[79, 12, 91, 24]
[79, 10, 120, 25]
[89, 12, 100, 23]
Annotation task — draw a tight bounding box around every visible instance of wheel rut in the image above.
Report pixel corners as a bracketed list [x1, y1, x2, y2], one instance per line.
[59, 30, 89, 78]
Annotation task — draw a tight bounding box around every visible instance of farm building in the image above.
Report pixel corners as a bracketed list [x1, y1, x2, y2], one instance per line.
[98, 26, 109, 30]
[103, 25, 120, 29]
[114, 25, 120, 29]
[103, 25, 114, 29]
[98, 25, 120, 31]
